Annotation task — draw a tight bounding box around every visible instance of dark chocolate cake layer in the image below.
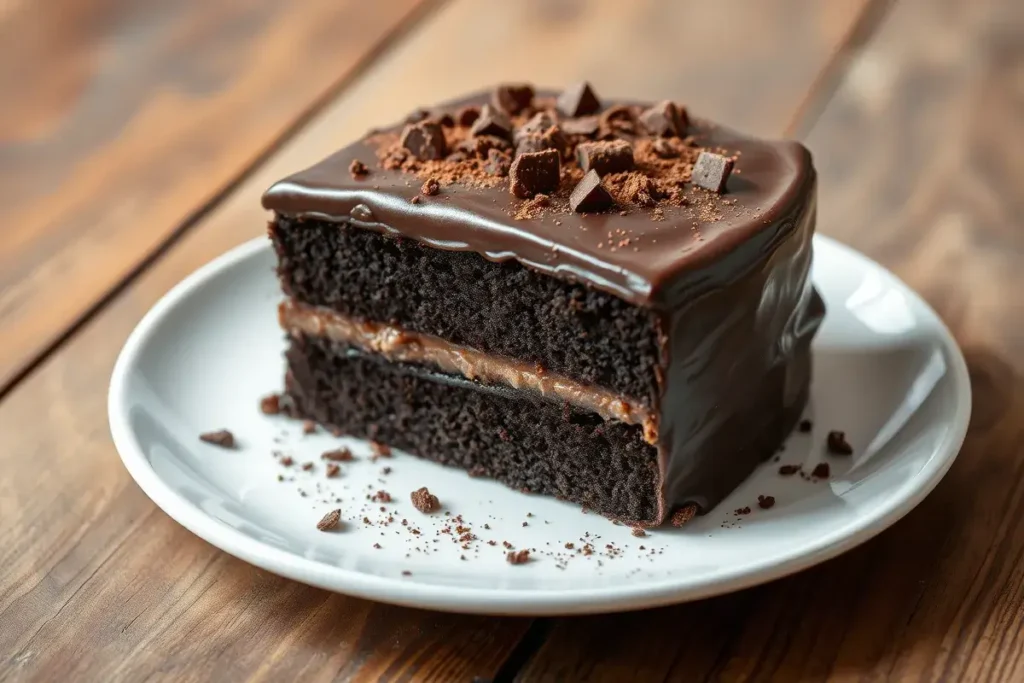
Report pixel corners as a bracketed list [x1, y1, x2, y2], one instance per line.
[284, 334, 662, 525]
[270, 216, 662, 404]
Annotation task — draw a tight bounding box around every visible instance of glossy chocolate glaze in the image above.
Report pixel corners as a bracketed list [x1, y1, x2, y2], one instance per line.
[264, 88, 824, 522]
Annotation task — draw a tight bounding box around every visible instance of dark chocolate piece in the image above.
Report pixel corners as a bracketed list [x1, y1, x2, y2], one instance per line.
[576, 140, 634, 175]
[557, 82, 601, 117]
[509, 149, 560, 198]
[639, 100, 687, 137]
[400, 120, 447, 161]
[561, 116, 600, 137]
[826, 431, 853, 455]
[484, 148, 511, 176]
[456, 105, 480, 127]
[470, 104, 512, 139]
[691, 151, 735, 192]
[570, 170, 614, 213]
[199, 429, 235, 449]
[492, 83, 535, 115]
[517, 111, 557, 140]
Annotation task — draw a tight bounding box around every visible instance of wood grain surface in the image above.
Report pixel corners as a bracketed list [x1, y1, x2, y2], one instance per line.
[12, 0, 1021, 679]
[0, 0, 429, 392]
[519, 0, 1024, 680]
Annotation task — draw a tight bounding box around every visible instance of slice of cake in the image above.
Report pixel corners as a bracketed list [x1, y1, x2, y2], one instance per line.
[263, 83, 824, 527]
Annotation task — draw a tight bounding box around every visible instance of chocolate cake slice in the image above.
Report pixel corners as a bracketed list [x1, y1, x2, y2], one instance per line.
[263, 83, 824, 526]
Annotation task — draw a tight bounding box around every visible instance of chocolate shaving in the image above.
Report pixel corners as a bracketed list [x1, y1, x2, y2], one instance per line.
[509, 149, 560, 198]
[691, 151, 735, 193]
[557, 82, 601, 117]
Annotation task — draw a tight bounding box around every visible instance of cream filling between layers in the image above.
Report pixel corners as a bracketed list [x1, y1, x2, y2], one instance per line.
[280, 300, 658, 443]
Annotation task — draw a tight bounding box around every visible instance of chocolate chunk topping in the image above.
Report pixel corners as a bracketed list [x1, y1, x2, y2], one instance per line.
[509, 149, 560, 198]
[316, 509, 342, 531]
[400, 120, 448, 161]
[410, 487, 440, 513]
[671, 503, 699, 526]
[576, 140, 634, 175]
[517, 111, 557, 140]
[691, 151, 735, 192]
[557, 82, 601, 117]
[515, 134, 548, 158]
[757, 495, 776, 509]
[812, 463, 831, 479]
[484, 148, 511, 177]
[570, 170, 614, 213]
[348, 159, 369, 178]
[826, 431, 853, 455]
[492, 83, 535, 115]
[470, 104, 512, 139]
[639, 100, 687, 137]
[560, 116, 600, 137]
[421, 178, 440, 196]
[199, 429, 235, 449]
[506, 549, 530, 565]
[456, 105, 480, 127]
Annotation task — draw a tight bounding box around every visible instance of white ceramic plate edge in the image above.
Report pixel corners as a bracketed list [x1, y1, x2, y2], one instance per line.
[108, 235, 971, 615]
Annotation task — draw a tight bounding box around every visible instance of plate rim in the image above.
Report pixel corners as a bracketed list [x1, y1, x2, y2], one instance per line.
[108, 235, 972, 615]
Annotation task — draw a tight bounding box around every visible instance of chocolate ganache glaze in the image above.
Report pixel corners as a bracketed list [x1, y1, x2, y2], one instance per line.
[263, 87, 824, 521]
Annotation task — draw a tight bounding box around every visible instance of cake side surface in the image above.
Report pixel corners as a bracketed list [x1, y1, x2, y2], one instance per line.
[283, 334, 663, 525]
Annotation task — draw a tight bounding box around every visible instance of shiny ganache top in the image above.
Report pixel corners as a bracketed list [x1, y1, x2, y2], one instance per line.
[262, 88, 814, 308]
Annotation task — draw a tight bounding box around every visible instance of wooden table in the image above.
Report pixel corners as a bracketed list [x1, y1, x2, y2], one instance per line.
[3, 0, 1022, 679]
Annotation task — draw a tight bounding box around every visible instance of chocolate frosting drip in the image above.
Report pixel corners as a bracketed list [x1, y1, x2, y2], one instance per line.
[262, 91, 813, 309]
[263, 87, 824, 521]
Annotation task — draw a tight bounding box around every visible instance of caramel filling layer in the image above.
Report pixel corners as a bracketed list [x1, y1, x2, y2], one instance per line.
[280, 300, 657, 443]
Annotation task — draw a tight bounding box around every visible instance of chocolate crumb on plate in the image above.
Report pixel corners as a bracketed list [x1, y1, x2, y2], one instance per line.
[735, 506, 752, 515]
[671, 503, 699, 527]
[402, 570, 412, 576]
[410, 487, 440, 513]
[316, 509, 342, 531]
[371, 442, 392, 458]
[557, 81, 601, 117]
[826, 430, 853, 455]
[812, 462, 831, 479]
[507, 549, 531, 565]
[322, 448, 354, 462]
[302, 420, 317, 435]
[798, 419, 813, 432]
[372, 490, 392, 503]
[348, 159, 369, 178]
[259, 394, 281, 415]
[199, 429, 235, 449]
[631, 528, 647, 538]
[301, 461, 314, 471]
[325, 463, 340, 478]
[280, 455, 294, 466]
[410, 195, 422, 204]
[691, 151, 735, 193]
[570, 170, 614, 213]
[509, 149, 560, 198]
[778, 464, 800, 476]
[757, 495, 776, 509]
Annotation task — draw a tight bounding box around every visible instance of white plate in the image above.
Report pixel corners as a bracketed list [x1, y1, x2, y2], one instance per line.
[109, 235, 970, 615]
